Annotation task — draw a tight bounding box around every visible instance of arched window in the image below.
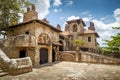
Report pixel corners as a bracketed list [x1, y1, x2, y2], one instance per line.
[73, 24, 77, 32]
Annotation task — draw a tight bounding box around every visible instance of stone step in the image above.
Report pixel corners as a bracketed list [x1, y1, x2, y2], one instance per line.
[0, 72, 8, 77]
[0, 69, 3, 73]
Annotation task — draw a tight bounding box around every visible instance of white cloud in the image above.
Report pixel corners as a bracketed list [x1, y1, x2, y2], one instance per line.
[91, 9, 120, 46]
[53, 0, 62, 6]
[67, 16, 79, 21]
[100, 17, 106, 21]
[83, 17, 90, 22]
[67, 0, 73, 5]
[81, 11, 90, 15]
[35, 0, 50, 19]
[114, 8, 120, 23]
[54, 9, 62, 13]
[64, 8, 120, 47]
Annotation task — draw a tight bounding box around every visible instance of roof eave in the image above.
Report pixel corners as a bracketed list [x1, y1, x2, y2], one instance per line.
[7, 19, 62, 32]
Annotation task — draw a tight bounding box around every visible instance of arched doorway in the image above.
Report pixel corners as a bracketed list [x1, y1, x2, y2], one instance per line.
[52, 49, 56, 62]
[59, 41, 63, 51]
[73, 24, 77, 32]
[40, 48, 48, 64]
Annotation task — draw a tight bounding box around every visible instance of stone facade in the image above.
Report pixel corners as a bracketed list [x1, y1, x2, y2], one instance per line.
[0, 4, 101, 67]
[60, 19, 99, 51]
[0, 4, 61, 66]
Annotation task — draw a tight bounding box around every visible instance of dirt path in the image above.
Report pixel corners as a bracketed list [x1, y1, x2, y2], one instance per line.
[0, 61, 120, 80]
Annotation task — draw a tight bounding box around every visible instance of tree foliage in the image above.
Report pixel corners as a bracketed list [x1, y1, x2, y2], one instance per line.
[104, 27, 120, 54]
[73, 39, 85, 47]
[0, 0, 31, 33]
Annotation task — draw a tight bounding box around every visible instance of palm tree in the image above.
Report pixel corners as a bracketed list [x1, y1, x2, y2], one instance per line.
[73, 39, 85, 52]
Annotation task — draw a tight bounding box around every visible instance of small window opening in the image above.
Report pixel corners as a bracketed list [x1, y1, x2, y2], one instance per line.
[25, 31, 29, 34]
[88, 37, 91, 42]
[19, 50, 26, 58]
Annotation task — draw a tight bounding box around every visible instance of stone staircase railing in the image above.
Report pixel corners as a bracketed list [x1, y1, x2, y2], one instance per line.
[0, 49, 32, 75]
[81, 51, 120, 64]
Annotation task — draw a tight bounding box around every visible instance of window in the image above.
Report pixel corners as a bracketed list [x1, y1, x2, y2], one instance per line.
[19, 50, 26, 58]
[88, 37, 91, 42]
[25, 31, 29, 34]
[73, 24, 77, 32]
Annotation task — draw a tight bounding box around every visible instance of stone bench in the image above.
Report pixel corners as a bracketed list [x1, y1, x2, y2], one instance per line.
[9, 57, 32, 75]
[0, 48, 32, 75]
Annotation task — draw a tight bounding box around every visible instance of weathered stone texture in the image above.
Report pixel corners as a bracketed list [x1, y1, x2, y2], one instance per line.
[0, 49, 32, 75]
[57, 51, 120, 64]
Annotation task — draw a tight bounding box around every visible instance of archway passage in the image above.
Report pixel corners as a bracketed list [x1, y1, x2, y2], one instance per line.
[19, 50, 26, 58]
[52, 49, 56, 62]
[40, 48, 48, 64]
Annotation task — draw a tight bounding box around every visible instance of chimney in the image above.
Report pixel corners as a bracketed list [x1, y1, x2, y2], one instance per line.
[32, 4, 35, 11]
[56, 24, 61, 30]
[88, 22, 95, 31]
[23, 4, 38, 22]
[41, 18, 49, 23]
[27, 7, 30, 12]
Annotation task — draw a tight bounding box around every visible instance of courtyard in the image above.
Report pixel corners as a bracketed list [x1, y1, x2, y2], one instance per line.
[0, 61, 120, 80]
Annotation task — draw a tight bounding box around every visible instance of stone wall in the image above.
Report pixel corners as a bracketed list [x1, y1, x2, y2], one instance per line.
[6, 23, 35, 37]
[0, 35, 36, 65]
[81, 34, 97, 49]
[57, 51, 120, 64]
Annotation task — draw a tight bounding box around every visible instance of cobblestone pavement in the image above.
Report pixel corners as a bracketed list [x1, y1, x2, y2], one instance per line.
[0, 61, 120, 80]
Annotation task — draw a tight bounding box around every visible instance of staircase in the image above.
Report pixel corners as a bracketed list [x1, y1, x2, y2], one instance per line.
[0, 68, 8, 77]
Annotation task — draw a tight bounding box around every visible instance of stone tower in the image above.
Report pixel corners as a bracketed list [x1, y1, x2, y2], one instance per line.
[23, 4, 38, 22]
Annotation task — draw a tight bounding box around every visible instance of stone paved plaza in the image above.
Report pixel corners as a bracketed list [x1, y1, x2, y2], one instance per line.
[0, 61, 120, 80]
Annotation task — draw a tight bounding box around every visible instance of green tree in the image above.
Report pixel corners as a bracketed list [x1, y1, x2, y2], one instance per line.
[0, 0, 31, 35]
[104, 27, 120, 54]
[105, 33, 120, 53]
[73, 39, 85, 51]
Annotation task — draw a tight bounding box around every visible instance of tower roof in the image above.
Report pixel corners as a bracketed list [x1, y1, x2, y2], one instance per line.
[66, 19, 86, 26]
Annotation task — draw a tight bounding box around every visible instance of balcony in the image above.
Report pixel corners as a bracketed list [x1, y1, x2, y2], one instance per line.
[0, 34, 36, 47]
[14, 34, 35, 47]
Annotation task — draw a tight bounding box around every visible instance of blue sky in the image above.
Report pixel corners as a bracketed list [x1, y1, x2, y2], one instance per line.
[29, 0, 120, 47]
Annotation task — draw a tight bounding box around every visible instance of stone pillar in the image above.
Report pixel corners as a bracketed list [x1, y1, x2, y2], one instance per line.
[75, 52, 79, 62]
[34, 47, 40, 66]
[48, 45, 52, 63]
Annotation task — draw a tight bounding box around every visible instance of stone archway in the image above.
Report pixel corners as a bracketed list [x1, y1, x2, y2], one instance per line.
[38, 33, 51, 45]
[59, 53, 75, 62]
[73, 24, 77, 32]
[39, 48, 48, 64]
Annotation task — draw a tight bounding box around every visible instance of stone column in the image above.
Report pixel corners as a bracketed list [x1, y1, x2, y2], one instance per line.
[34, 47, 40, 66]
[48, 45, 52, 63]
[75, 52, 79, 62]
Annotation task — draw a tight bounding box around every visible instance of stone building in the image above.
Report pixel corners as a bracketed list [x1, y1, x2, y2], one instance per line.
[0, 4, 100, 66]
[1, 4, 61, 66]
[59, 19, 99, 51]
